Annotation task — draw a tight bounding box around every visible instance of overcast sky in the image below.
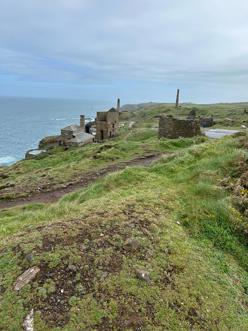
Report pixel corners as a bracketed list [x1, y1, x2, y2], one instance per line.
[1, 0, 248, 103]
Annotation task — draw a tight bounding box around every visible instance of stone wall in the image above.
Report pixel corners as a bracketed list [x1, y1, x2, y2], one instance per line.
[39, 135, 63, 149]
[200, 117, 214, 128]
[95, 109, 119, 141]
[159, 115, 201, 139]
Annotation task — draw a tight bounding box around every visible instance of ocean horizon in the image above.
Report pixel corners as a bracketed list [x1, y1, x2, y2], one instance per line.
[0, 96, 112, 166]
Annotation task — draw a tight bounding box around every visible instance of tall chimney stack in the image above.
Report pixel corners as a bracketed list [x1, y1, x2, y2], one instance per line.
[117, 98, 121, 112]
[175, 89, 180, 108]
[80, 115, 85, 131]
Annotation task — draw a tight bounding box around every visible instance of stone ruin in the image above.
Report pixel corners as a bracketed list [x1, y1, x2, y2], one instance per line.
[95, 107, 119, 141]
[38, 115, 94, 151]
[187, 108, 197, 120]
[159, 115, 201, 139]
[24, 99, 121, 159]
[200, 116, 214, 128]
[187, 109, 214, 128]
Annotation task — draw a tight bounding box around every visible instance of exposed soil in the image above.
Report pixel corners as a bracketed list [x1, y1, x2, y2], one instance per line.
[0, 153, 163, 210]
[12, 205, 160, 329]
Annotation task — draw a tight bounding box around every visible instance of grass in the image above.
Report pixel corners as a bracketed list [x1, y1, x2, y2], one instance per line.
[1, 129, 248, 330]
[1, 103, 248, 330]
[1, 101, 248, 200]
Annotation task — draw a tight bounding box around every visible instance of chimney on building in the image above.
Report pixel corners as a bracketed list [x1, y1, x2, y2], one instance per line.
[80, 115, 85, 130]
[117, 98, 121, 112]
[175, 89, 180, 108]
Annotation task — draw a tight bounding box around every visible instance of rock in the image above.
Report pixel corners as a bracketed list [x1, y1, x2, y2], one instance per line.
[124, 238, 140, 252]
[23, 309, 34, 331]
[135, 268, 151, 283]
[241, 125, 247, 129]
[14, 267, 40, 291]
[68, 264, 77, 272]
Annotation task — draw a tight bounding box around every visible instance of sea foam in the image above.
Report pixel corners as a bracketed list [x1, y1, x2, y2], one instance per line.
[0, 156, 17, 166]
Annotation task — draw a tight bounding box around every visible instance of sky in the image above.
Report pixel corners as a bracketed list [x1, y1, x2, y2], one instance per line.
[1, 0, 248, 103]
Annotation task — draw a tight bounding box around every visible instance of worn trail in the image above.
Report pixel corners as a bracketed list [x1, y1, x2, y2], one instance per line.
[0, 154, 163, 210]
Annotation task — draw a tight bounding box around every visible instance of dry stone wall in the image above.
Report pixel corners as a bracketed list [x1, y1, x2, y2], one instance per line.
[159, 115, 201, 139]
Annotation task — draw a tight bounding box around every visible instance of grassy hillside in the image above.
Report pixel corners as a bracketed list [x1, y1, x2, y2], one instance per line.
[1, 103, 247, 201]
[121, 102, 248, 129]
[0, 104, 248, 330]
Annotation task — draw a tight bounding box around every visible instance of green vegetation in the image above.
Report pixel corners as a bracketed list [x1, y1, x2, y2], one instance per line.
[1, 102, 248, 201]
[0, 103, 248, 330]
[121, 102, 248, 129]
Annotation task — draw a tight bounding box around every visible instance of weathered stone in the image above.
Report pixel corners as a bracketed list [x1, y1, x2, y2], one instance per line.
[200, 116, 214, 128]
[38, 135, 62, 149]
[135, 268, 151, 283]
[159, 115, 201, 139]
[23, 309, 34, 331]
[38, 115, 94, 151]
[187, 109, 197, 120]
[95, 108, 119, 141]
[68, 264, 77, 272]
[14, 266, 40, 291]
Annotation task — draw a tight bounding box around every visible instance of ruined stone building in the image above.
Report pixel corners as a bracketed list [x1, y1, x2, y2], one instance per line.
[187, 109, 197, 120]
[95, 108, 119, 141]
[39, 115, 94, 149]
[60, 123, 94, 147]
[187, 109, 214, 128]
[159, 115, 201, 139]
[199, 116, 214, 128]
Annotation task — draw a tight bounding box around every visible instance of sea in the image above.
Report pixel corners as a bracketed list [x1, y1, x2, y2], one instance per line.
[0, 96, 112, 166]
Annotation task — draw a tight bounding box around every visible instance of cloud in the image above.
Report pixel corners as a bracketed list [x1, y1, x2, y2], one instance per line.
[1, 0, 248, 101]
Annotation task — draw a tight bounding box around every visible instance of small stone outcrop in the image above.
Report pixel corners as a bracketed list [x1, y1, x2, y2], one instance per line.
[159, 115, 201, 139]
[14, 266, 40, 291]
[135, 268, 151, 283]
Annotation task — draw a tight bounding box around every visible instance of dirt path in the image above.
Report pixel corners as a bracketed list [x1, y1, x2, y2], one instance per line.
[0, 154, 163, 210]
